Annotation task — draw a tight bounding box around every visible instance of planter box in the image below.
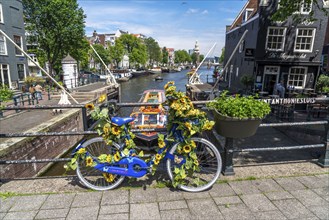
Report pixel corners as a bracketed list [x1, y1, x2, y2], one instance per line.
[213, 110, 262, 138]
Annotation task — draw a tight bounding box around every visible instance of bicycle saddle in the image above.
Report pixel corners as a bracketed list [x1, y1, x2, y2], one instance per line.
[111, 117, 135, 126]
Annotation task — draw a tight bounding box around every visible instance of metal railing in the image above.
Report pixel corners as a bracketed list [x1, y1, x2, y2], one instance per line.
[0, 99, 328, 175]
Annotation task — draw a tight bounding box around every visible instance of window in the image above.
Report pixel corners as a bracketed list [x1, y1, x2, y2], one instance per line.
[260, 0, 270, 6]
[0, 64, 10, 87]
[13, 35, 23, 55]
[0, 34, 7, 55]
[294, 28, 316, 52]
[242, 9, 253, 23]
[287, 67, 307, 89]
[301, 0, 312, 14]
[266, 27, 286, 51]
[0, 3, 3, 23]
[17, 64, 25, 81]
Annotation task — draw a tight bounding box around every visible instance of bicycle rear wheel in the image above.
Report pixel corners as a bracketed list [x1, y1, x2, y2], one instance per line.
[166, 137, 222, 192]
[76, 137, 125, 190]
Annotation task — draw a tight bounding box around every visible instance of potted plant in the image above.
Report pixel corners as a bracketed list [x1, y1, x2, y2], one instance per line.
[207, 91, 271, 138]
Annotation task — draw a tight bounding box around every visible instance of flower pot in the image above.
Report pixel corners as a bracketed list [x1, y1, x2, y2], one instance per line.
[213, 110, 262, 138]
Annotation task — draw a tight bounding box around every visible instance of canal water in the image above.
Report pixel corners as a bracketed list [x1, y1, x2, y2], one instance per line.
[42, 66, 215, 176]
[119, 66, 215, 116]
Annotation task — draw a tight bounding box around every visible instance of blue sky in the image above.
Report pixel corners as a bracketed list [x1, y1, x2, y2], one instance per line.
[77, 0, 247, 56]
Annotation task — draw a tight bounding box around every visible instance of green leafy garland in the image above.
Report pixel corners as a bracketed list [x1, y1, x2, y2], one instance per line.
[163, 81, 214, 187]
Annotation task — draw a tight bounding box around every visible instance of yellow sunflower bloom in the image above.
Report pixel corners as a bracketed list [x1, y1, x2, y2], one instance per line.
[103, 173, 115, 182]
[164, 81, 175, 90]
[86, 156, 93, 167]
[111, 126, 121, 136]
[114, 152, 121, 162]
[158, 140, 165, 148]
[155, 154, 162, 160]
[98, 94, 107, 103]
[184, 122, 192, 131]
[103, 123, 111, 135]
[85, 103, 94, 110]
[154, 159, 160, 165]
[77, 148, 86, 154]
[183, 145, 191, 153]
[191, 141, 196, 149]
[202, 121, 215, 130]
[106, 154, 112, 163]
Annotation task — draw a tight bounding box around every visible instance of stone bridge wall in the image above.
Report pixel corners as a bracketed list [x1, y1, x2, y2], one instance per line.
[0, 110, 84, 179]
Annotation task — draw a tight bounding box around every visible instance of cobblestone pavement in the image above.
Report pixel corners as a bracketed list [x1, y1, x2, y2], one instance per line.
[0, 173, 328, 220]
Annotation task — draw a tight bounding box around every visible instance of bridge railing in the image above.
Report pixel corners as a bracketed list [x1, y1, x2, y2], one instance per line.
[0, 99, 328, 177]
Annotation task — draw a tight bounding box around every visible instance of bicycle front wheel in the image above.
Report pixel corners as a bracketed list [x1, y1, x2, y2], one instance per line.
[76, 137, 125, 191]
[166, 137, 222, 192]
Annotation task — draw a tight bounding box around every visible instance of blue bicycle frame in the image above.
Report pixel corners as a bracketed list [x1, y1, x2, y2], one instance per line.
[72, 116, 186, 178]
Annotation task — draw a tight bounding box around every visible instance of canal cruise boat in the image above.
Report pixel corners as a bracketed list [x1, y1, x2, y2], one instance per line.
[130, 90, 167, 149]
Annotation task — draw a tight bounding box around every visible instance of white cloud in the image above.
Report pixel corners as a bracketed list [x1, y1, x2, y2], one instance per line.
[201, 10, 209, 15]
[186, 8, 199, 14]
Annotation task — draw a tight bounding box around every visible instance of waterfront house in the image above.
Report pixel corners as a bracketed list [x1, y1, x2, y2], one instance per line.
[322, 17, 329, 74]
[0, 0, 28, 89]
[223, 0, 329, 95]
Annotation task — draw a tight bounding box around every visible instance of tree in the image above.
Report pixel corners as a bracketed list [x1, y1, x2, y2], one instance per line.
[271, 0, 328, 22]
[174, 50, 191, 64]
[219, 47, 225, 63]
[91, 44, 110, 73]
[108, 40, 124, 68]
[23, 0, 86, 76]
[144, 37, 162, 66]
[162, 47, 169, 64]
[117, 34, 147, 68]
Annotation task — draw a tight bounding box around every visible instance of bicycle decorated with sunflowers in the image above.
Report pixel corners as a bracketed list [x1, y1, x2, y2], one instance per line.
[65, 81, 222, 192]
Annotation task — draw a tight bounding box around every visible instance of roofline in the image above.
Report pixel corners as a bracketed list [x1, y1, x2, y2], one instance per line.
[230, 0, 250, 29]
[226, 13, 259, 35]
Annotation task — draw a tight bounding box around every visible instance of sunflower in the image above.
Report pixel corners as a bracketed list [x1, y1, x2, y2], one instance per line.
[164, 81, 174, 90]
[191, 141, 196, 149]
[103, 173, 115, 182]
[106, 154, 112, 163]
[158, 140, 165, 148]
[154, 159, 160, 165]
[86, 156, 93, 167]
[114, 152, 121, 162]
[103, 123, 111, 135]
[184, 122, 193, 131]
[202, 120, 215, 130]
[77, 148, 86, 154]
[85, 103, 94, 110]
[98, 94, 107, 103]
[183, 145, 192, 153]
[155, 154, 162, 160]
[111, 126, 121, 136]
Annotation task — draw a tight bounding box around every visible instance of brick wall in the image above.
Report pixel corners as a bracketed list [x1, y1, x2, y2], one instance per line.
[0, 110, 84, 179]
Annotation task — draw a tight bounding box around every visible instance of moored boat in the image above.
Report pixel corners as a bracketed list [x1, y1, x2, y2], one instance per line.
[130, 90, 167, 149]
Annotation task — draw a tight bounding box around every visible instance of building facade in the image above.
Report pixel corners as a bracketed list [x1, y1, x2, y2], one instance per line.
[0, 0, 28, 89]
[224, 0, 329, 95]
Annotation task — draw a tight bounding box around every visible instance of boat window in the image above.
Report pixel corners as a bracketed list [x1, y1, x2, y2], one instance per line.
[133, 114, 143, 125]
[147, 99, 158, 103]
[143, 114, 157, 125]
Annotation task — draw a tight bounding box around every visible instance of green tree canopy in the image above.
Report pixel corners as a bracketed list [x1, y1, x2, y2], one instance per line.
[108, 40, 125, 68]
[162, 47, 169, 64]
[91, 44, 110, 73]
[219, 47, 225, 63]
[23, 0, 86, 75]
[174, 50, 191, 64]
[117, 34, 147, 68]
[271, 0, 328, 22]
[144, 37, 162, 66]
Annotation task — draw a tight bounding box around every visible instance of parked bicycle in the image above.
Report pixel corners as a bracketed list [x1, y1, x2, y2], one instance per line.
[68, 81, 222, 192]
